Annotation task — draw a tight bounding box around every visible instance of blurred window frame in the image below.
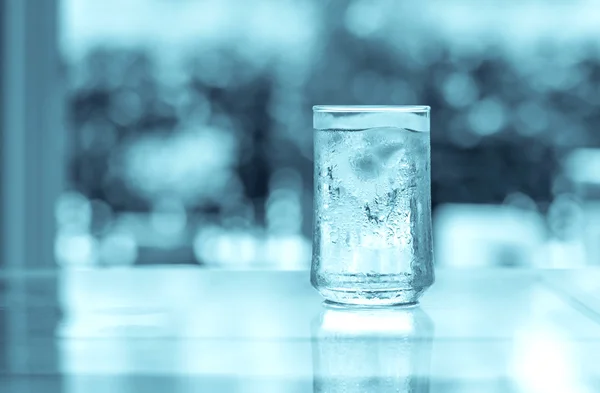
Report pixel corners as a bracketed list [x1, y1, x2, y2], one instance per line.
[1, 0, 65, 270]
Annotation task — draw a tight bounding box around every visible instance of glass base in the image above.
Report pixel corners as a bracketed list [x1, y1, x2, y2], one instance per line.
[316, 286, 426, 306]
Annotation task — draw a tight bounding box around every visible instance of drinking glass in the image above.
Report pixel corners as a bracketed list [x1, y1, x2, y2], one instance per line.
[312, 106, 434, 305]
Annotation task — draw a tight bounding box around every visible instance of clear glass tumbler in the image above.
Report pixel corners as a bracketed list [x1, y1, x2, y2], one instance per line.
[311, 105, 434, 305]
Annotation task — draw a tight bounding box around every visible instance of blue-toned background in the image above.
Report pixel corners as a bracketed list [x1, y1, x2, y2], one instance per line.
[3, 2, 600, 393]
[3, 0, 600, 269]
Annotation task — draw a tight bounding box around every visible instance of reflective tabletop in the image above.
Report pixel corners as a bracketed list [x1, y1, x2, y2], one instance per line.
[1, 268, 599, 392]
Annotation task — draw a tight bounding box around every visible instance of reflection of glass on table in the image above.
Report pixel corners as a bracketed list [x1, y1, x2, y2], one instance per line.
[312, 304, 434, 393]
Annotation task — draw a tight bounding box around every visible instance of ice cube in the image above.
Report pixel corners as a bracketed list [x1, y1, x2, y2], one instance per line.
[350, 153, 381, 180]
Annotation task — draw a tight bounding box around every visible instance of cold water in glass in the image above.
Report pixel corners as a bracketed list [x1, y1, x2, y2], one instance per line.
[312, 106, 434, 305]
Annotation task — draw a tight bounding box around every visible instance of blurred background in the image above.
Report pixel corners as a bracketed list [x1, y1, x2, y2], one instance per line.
[4, 1, 600, 392]
[3, 0, 600, 271]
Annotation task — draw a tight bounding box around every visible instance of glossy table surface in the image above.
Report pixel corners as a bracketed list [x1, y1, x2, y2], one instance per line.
[1, 267, 599, 392]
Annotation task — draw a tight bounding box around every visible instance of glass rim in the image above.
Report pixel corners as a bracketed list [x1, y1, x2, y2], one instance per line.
[313, 105, 430, 113]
